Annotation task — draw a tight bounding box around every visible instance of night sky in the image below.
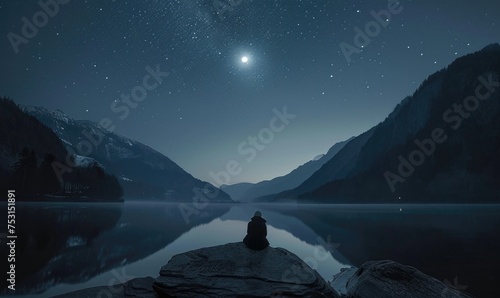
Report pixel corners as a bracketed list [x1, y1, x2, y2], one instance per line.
[1, 0, 499, 184]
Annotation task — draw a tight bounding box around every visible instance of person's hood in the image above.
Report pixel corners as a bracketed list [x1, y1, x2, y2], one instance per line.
[251, 216, 266, 223]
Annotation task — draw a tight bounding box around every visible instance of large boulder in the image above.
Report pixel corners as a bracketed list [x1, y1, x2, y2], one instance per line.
[153, 242, 338, 297]
[343, 260, 474, 298]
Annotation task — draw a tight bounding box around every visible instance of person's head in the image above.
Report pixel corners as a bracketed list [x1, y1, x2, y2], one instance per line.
[254, 211, 262, 217]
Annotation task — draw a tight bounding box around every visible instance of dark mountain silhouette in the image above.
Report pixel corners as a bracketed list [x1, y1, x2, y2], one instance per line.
[0, 97, 123, 201]
[221, 182, 255, 202]
[296, 131, 374, 195]
[21, 105, 233, 202]
[300, 43, 500, 203]
[224, 138, 351, 202]
[262, 129, 375, 202]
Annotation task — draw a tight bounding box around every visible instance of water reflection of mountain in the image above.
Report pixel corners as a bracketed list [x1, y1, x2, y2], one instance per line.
[221, 205, 352, 266]
[6, 202, 230, 295]
[277, 204, 500, 298]
[1, 203, 122, 294]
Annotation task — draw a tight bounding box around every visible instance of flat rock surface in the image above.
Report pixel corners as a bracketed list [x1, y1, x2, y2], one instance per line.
[153, 242, 338, 298]
[345, 260, 474, 298]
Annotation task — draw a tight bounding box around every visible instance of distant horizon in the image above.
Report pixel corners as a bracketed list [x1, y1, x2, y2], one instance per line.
[16, 99, 360, 184]
[19, 99, 363, 183]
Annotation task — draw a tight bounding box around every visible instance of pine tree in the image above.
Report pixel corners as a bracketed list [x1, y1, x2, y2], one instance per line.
[11, 147, 38, 196]
[38, 154, 61, 195]
[12, 147, 30, 188]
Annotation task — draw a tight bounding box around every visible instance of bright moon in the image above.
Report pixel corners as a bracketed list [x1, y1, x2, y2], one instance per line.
[241, 56, 249, 63]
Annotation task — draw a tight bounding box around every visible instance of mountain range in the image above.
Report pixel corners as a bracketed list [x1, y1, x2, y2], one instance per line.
[222, 138, 351, 202]
[21, 105, 233, 202]
[0, 101, 232, 202]
[0, 98, 123, 201]
[271, 43, 500, 203]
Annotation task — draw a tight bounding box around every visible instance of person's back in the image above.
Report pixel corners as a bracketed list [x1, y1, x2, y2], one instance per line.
[243, 211, 270, 250]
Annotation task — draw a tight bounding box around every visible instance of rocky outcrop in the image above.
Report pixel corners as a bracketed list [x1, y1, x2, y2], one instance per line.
[55, 248, 475, 298]
[331, 260, 474, 298]
[153, 242, 338, 297]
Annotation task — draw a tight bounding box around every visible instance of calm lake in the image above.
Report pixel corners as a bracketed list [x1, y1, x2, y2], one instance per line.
[2, 202, 499, 297]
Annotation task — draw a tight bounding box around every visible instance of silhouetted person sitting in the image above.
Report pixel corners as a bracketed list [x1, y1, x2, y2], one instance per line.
[243, 211, 270, 250]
